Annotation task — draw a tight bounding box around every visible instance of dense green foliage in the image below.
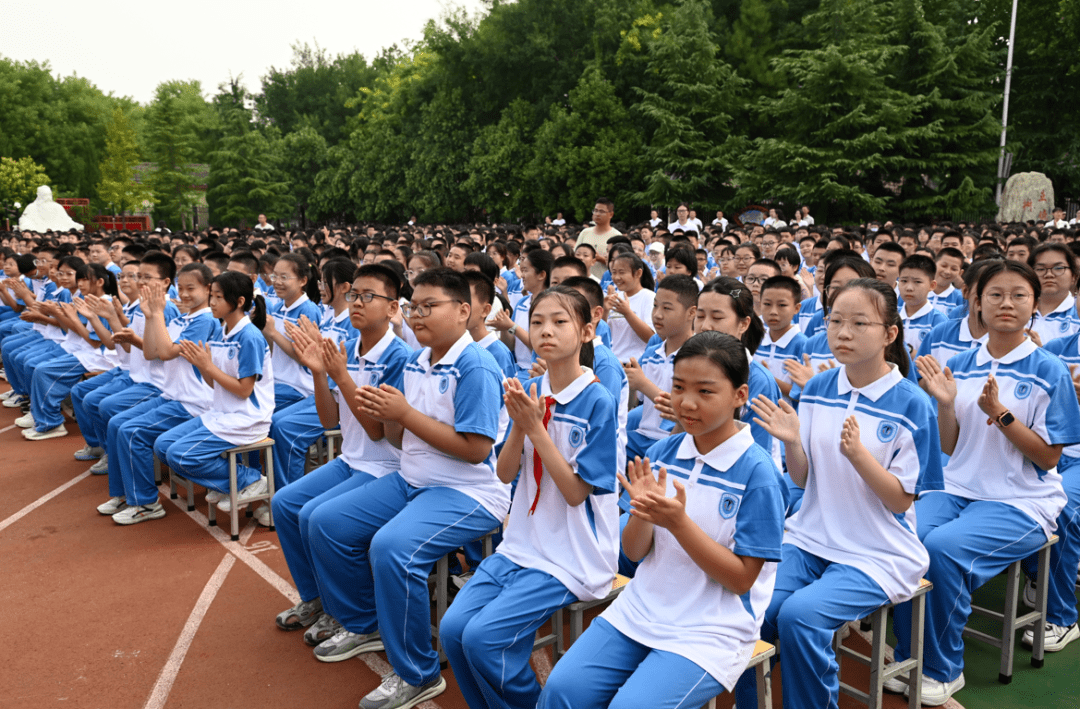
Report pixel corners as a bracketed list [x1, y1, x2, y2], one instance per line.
[3, 0, 1079, 227]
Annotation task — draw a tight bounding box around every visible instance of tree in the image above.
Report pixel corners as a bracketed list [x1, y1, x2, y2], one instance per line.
[464, 99, 539, 221]
[279, 126, 329, 226]
[0, 156, 50, 216]
[632, 0, 745, 212]
[145, 80, 214, 229]
[97, 106, 153, 216]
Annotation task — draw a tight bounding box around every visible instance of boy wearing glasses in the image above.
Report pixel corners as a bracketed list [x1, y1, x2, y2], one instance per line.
[272, 264, 412, 649]
[308, 268, 507, 709]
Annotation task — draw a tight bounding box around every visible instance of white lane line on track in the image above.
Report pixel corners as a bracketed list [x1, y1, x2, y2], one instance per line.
[143, 519, 257, 709]
[0, 424, 17, 435]
[158, 482, 445, 708]
[0, 468, 92, 533]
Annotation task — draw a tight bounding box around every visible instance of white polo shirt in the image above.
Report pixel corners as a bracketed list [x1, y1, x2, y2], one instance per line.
[270, 293, 322, 397]
[320, 306, 358, 345]
[914, 316, 986, 369]
[163, 307, 220, 415]
[635, 338, 678, 440]
[331, 328, 410, 476]
[202, 316, 275, 446]
[901, 301, 947, 354]
[63, 301, 117, 373]
[399, 331, 511, 519]
[608, 288, 655, 363]
[511, 293, 532, 369]
[497, 369, 619, 601]
[927, 285, 964, 315]
[786, 365, 941, 603]
[1029, 293, 1080, 345]
[758, 325, 807, 397]
[603, 425, 785, 691]
[942, 339, 1080, 537]
[127, 300, 181, 386]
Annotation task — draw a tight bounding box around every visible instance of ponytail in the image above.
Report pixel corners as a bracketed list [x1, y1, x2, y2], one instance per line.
[250, 294, 267, 330]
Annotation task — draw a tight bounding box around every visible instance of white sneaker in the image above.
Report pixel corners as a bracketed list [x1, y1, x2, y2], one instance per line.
[0, 389, 12, 401]
[205, 489, 226, 504]
[918, 673, 965, 707]
[89, 455, 109, 474]
[15, 412, 35, 428]
[882, 670, 908, 694]
[97, 496, 127, 515]
[217, 476, 269, 512]
[1022, 622, 1080, 652]
[112, 502, 166, 525]
[1023, 578, 1037, 609]
[358, 672, 446, 709]
[74, 445, 105, 461]
[2, 393, 27, 408]
[253, 503, 272, 527]
[23, 424, 67, 440]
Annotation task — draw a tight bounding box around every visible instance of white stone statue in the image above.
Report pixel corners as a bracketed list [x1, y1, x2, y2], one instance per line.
[18, 186, 84, 233]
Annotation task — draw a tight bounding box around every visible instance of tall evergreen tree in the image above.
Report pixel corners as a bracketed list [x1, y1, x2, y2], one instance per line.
[97, 106, 153, 216]
[145, 80, 212, 229]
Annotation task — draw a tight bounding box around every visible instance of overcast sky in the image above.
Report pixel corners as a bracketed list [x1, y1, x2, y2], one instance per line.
[2, 0, 489, 104]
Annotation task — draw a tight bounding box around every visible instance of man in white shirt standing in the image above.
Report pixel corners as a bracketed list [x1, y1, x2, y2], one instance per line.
[576, 198, 622, 280]
[254, 214, 274, 231]
[648, 210, 662, 228]
[798, 206, 815, 226]
[712, 210, 728, 230]
[552, 212, 566, 226]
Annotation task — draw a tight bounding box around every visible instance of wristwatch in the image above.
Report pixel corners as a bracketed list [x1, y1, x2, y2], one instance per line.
[507, 323, 517, 336]
[995, 410, 1015, 428]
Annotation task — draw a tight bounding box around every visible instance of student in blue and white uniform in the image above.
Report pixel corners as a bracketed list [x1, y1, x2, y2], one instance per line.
[492, 248, 552, 374]
[539, 331, 785, 709]
[745, 278, 942, 709]
[605, 253, 656, 364]
[915, 260, 992, 374]
[894, 261, 1080, 704]
[898, 254, 948, 355]
[928, 248, 966, 315]
[462, 271, 516, 378]
[155, 271, 275, 521]
[307, 269, 507, 709]
[21, 263, 119, 440]
[1027, 243, 1080, 345]
[757, 276, 807, 404]
[442, 286, 619, 709]
[263, 253, 322, 410]
[97, 265, 221, 524]
[272, 265, 411, 648]
[269, 258, 360, 488]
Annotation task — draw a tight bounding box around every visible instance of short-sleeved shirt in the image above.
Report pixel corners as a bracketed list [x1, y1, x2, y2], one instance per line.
[635, 337, 678, 440]
[320, 306, 359, 345]
[399, 331, 511, 519]
[36, 284, 70, 342]
[786, 365, 942, 603]
[477, 331, 516, 379]
[608, 288, 655, 363]
[63, 299, 117, 372]
[797, 296, 823, 337]
[202, 316, 275, 446]
[603, 425, 785, 690]
[915, 317, 986, 374]
[758, 326, 807, 399]
[901, 301, 948, 354]
[927, 285, 965, 315]
[497, 369, 619, 601]
[576, 227, 622, 279]
[1029, 293, 1080, 345]
[510, 293, 533, 369]
[943, 339, 1080, 537]
[163, 308, 222, 415]
[1044, 333, 1080, 460]
[331, 328, 410, 476]
[270, 294, 323, 397]
[125, 300, 181, 386]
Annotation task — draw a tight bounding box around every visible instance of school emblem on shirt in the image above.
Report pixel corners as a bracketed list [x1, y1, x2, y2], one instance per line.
[568, 426, 585, 448]
[1015, 382, 1032, 399]
[1062, 321, 1071, 333]
[227, 347, 235, 360]
[438, 375, 449, 394]
[876, 421, 898, 443]
[369, 371, 380, 387]
[720, 493, 740, 519]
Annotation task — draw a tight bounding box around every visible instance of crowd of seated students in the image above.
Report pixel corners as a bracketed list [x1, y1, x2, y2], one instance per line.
[3, 205, 1080, 709]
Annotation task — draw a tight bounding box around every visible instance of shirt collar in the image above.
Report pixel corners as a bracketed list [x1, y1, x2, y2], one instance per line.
[540, 367, 596, 405]
[767, 324, 801, 347]
[417, 330, 473, 369]
[476, 331, 500, 349]
[224, 315, 252, 339]
[357, 327, 396, 364]
[187, 306, 212, 319]
[934, 284, 956, 298]
[333, 307, 351, 324]
[902, 301, 935, 321]
[1048, 293, 1076, 315]
[282, 293, 310, 313]
[592, 335, 603, 347]
[675, 421, 754, 472]
[975, 337, 1037, 365]
[836, 363, 903, 402]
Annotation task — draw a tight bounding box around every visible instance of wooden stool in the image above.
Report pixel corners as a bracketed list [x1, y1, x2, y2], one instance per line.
[962, 534, 1058, 683]
[704, 640, 776, 709]
[834, 578, 932, 708]
[323, 428, 342, 463]
[553, 574, 632, 660]
[169, 438, 276, 541]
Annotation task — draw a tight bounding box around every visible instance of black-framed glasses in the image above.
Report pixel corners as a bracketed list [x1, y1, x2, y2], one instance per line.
[402, 299, 462, 318]
[1033, 264, 1069, 277]
[345, 292, 394, 304]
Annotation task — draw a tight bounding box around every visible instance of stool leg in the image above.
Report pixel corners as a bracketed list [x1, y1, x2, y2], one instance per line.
[168, 457, 177, 499]
[1032, 544, 1052, 668]
[758, 656, 773, 709]
[999, 561, 1020, 684]
[229, 452, 240, 542]
[264, 446, 275, 531]
[552, 608, 564, 661]
[154, 457, 161, 485]
[570, 608, 583, 652]
[908, 593, 926, 709]
[436, 554, 448, 666]
[868, 607, 887, 709]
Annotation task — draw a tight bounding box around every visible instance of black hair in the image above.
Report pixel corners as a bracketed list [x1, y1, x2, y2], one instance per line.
[574, 242, 596, 257]
[750, 258, 782, 276]
[141, 250, 177, 283]
[971, 244, 1003, 262]
[561, 276, 604, 311]
[673, 331, 749, 390]
[552, 255, 589, 279]
[698, 276, 765, 354]
[228, 249, 260, 275]
[664, 245, 698, 278]
[464, 251, 499, 281]
[774, 247, 801, 271]
[975, 260, 1041, 331]
[611, 251, 656, 291]
[461, 270, 496, 307]
[355, 263, 402, 301]
[1028, 242, 1079, 287]
[735, 243, 761, 259]
[212, 270, 267, 330]
[15, 253, 36, 275]
[323, 258, 358, 298]
[529, 285, 594, 369]
[656, 274, 699, 309]
[899, 254, 937, 280]
[59, 255, 88, 280]
[828, 278, 909, 377]
[178, 262, 214, 288]
[410, 249, 443, 270]
[411, 267, 472, 310]
[203, 251, 231, 273]
[823, 255, 876, 309]
[935, 247, 966, 263]
[874, 241, 907, 261]
[173, 244, 201, 263]
[84, 262, 118, 297]
[827, 235, 850, 250]
[962, 256, 1001, 292]
[523, 248, 554, 290]
[760, 275, 802, 302]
